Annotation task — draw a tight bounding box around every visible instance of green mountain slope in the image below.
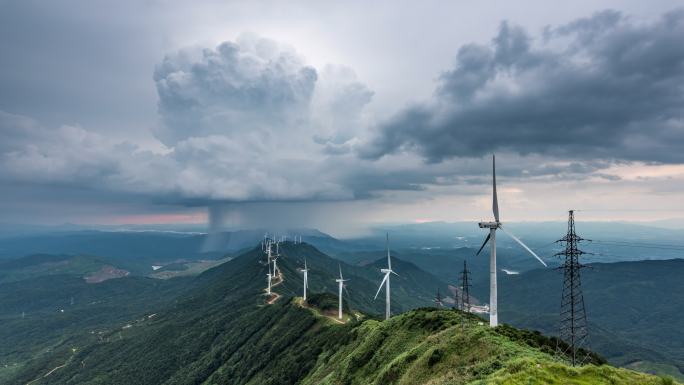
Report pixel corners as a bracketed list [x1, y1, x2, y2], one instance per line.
[0, 266, 193, 383]
[497, 259, 684, 379]
[3, 243, 676, 385]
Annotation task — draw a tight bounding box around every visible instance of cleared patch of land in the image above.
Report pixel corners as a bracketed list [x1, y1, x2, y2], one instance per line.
[149, 257, 231, 279]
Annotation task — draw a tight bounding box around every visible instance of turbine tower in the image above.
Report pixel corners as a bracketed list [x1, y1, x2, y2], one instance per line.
[335, 264, 349, 320]
[266, 239, 272, 266]
[476, 155, 547, 327]
[265, 240, 273, 294]
[301, 258, 309, 301]
[374, 233, 398, 320]
[272, 256, 280, 279]
[266, 271, 272, 295]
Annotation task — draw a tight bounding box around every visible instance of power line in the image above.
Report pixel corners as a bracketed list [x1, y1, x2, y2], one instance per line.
[576, 208, 684, 212]
[591, 239, 684, 251]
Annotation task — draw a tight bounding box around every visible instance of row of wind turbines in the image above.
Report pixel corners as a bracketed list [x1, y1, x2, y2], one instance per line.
[264, 155, 548, 327]
[263, 231, 396, 321]
[334, 234, 397, 321]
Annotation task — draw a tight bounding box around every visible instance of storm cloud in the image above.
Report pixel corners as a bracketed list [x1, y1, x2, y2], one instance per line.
[360, 10, 684, 163]
[2, 5, 684, 228]
[0, 36, 380, 203]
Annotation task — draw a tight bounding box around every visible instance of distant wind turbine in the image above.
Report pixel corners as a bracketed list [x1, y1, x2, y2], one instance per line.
[265, 240, 273, 294]
[374, 233, 398, 320]
[477, 155, 547, 327]
[335, 264, 349, 320]
[266, 271, 272, 295]
[272, 256, 280, 279]
[301, 259, 309, 301]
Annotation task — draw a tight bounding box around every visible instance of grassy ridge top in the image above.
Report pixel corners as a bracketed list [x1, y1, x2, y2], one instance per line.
[299, 307, 676, 385]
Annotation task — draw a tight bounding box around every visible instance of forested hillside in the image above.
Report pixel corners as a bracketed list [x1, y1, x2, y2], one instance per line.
[4, 242, 677, 385]
[498, 259, 684, 380]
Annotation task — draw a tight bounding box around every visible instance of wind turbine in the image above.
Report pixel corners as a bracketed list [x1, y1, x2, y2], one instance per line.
[477, 155, 547, 327]
[374, 233, 398, 320]
[335, 264, 349, 320]
[266, 252, 273, 296]
[301, 259, 309, 301]
[265, 240, 272, 267]
[272, 256, 280, 279]
[265, 240, 273, 294]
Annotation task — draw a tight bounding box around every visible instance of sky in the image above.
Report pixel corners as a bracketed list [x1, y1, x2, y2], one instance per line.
[1, 0, 684, 236]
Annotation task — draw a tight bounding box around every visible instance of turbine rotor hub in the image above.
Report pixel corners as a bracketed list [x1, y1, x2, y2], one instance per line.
[478, 221, 500, 229]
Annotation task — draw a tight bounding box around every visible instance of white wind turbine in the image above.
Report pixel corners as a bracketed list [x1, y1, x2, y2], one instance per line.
[335, 264, 349, 320]
[477, 155, 547, 327]
[301, 258, 309, 301]
[271, 240, 281, 278]
[265, 240, 272, 267]
[265, 240, 274, 294]
[272, 256, 280, 279]
[374, 233, 398, 320]
[266, 256, 273, 296]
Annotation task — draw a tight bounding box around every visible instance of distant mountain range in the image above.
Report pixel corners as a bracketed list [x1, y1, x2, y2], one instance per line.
[4, 220, 684, 265]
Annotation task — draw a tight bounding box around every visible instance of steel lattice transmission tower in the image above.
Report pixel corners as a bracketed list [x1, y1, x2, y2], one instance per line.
[460, 260, 472, 313]
[556, 210, 591, 366]
[434, 288, 444, 308]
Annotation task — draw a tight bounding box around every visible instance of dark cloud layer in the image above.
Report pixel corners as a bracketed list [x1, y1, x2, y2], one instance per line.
[360, 10, 684, 163]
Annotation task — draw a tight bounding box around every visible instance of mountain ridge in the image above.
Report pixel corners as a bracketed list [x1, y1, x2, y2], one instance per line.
[3, 242, 677, 385]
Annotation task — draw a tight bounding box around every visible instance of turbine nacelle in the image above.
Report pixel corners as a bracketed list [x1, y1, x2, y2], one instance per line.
[478, 221, 499, 229]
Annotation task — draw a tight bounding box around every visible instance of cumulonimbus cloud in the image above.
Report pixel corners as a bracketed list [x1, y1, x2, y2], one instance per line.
[0, 36, 379, 203]
[359, 10, 684, 163]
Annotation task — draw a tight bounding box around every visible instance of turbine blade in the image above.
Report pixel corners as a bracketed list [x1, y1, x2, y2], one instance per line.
[374, 273, 390, 300]
[386, 232, 391, 270]
[492, 154, 500, 222]
[391, 270, 399, 276]
[476, 233, 491, 256]
[500, 226, 547, 267]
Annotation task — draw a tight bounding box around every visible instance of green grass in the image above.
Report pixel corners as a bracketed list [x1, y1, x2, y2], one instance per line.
[626, 361, 684, 382]
[300, 308, 674, 385]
